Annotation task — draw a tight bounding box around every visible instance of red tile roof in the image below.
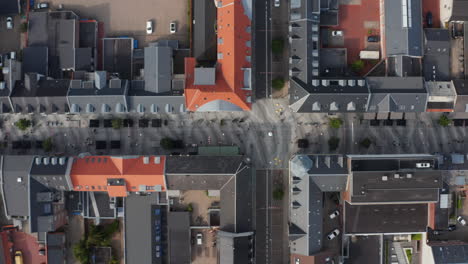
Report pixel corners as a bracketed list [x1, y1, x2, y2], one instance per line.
[185, 0, 252, 111]
[70, 156, 166, 197]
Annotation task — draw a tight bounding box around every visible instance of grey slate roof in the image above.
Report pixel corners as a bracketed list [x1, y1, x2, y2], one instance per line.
[424, 29, 450, 81]
[193, 0, 217, 62]
[168, 212, 190, 264]
[47, 233, 65, 264]
[127, 93, 186, 114]
[30, 156, 72, 191]
[124, 193, 157, 264]
[165, 156, 245, 175]
[103, 38, 133, 80]
[431, 244, 468, 264]
[367, 77, 427, 112]
[0, 0, 19, 15]
[144, 45, 172, 94]
[0, 156, 34, 218]
[384, 0, 423, 57]
[344, 202, 428, 234]
[449, 0, 468, 21]
[217, 231, 254, 264]
[22, 47, 48, 75]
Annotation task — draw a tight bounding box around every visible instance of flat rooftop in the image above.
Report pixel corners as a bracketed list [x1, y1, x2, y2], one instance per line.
[102, 38, 133, 80]
[347, 235, 381, 264]
[344, 202, 428, 234]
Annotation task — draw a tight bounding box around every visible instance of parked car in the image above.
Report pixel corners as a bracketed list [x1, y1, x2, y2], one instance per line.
[15, 251, 23, 264]
[146, 20, 153, 34]
[367, 35, 380, 42]
[6, 17, 13, 30]
[196, 233, 203, 245]
[332, 30, 343, 37]
[37, 2, 49, 9]
[327, 229, 340, 240]
[329, 210, 340, 219]
[274, 0, 280, 7]
[426, 12, 433, 28]
[448, 225, 457, 231]
[457, 216, 467, 226]
[416, 163, 431, 168]
[170, 22, 176, 34]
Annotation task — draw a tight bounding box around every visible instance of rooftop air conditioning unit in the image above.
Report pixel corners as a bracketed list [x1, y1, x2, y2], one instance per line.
[406, 173, 412, 178]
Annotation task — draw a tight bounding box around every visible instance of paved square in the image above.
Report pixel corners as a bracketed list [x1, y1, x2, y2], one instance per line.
[45, 0, 189, 48]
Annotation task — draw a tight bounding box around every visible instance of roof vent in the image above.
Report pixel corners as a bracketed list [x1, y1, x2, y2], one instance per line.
[43, 157, 50, 165]
[382, 176, 388, 181]
[35, 157, 42, 165]
[394, 173, 400, 179]
[143, 156, 149, 164]
[51, 157, 57, 165]
[154, 157, 161, 164]
[17, 177, 23, 183]
[406, 173, 412, 178]
[59, 157, 66, 165]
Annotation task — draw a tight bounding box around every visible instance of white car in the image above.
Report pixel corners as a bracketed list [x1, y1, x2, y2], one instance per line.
[6, 17, 13, 30]
[416, 163, 431, 168]
[329, 210, 340, 219]
[327, 229, 340, 240]
[170, 22, 176, 34]
[332, 30, 343, 37]
[37, 2, 49, 9]
[274, 0, 280, 7]
[196, 233, 203, 245]
[457, 216, 467, 226]
[146, 20, 153, 35]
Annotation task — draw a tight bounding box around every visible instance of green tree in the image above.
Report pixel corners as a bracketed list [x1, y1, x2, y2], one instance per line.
[272, 78, 285, 91]
[42, 137, 53, 152]
[272, 38, 284, 54]
[328, 137, 340, 151]
[351, 60, 365, 73]
[187, 203, 193, 212]
[438, 115, 451, 127]
[329, 118, 343, 129]
[160, 137, 175, 149]
[273, 187, 284, 200]
[15, 118, 31, 131]
[111, 119, 123, 129]
[20, 22, 28, 33]
[73, 239, 90, 264]
[360, 138, 372, 149]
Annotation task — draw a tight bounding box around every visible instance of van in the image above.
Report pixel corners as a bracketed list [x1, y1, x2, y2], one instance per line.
[196, 233, 203, 245]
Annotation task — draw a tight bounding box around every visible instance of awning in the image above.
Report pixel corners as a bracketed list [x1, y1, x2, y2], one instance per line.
[363, 113, 377, 120]
[390, 112, 403, 120]
[376, 112, 389, 120]
[404, 112, 417, 120]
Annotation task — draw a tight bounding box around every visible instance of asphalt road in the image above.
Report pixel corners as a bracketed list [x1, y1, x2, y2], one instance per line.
[254, 0, 272, 100]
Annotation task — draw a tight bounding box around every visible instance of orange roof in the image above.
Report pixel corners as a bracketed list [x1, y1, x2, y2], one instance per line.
[185, 0, 252, 111]
[70, 156, 166, 197]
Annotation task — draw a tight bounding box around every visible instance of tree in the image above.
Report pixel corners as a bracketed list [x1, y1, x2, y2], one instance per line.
[42, 137, 53, 152]
[271, 38, 284, 54]
[187, 203, 193, 212]
[329, 118, 343, 129]
[73, 239, 90, 264]
[111, 119, 123, 129]
[360, 138, 372, 149]
[351, 60, 365, 73]
[272, 78, 285, 91]
[328, 137, 340, 151]
[15, 118, 31, 131]
[160, 137, 175, 149]
[273, 187, 284, 200]
[438, 115, 451, 127]
[20, 22, 28, 33]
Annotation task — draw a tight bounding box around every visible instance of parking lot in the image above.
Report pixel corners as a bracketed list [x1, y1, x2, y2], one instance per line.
[44, 0, 189, 48]
[0, 15, 21, 54]
[191, 228, 217, 264]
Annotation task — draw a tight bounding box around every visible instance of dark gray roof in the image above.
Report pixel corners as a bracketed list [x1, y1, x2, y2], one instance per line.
[431, 244, 468, 264]
[193, 0, 217, 62]
[165, 156, 245, 174]
[166, 173, 234, 190]
[453, 79, 468, 95]
[0, 156, 34, 218]
[344, 202, 428, 234]
[144, 45, 172, 94]
[449, 0, 468, 21]
[47, 233, 66, 264]
[12, 76, 70, 97]
[424, 29, 450, 81]
[384, 0, 423, 57]
[30, 156, 71, 191]
[79, 21, 97, 48]
[168, 212, 190, 264]
[0, 0, 19, 15]
[87, 192, 116, 218]
[103, 38, 133, 79]
[127, 92, 186, 114]
[75, 48, 93, 71]
[217, 231, 254, 264]
[29, 178, 60, 233]
[23, 47, 48, 75]
[347, 235, 382, 264]
[367, 77, 427, 112]
[124, 193, 157, 264]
